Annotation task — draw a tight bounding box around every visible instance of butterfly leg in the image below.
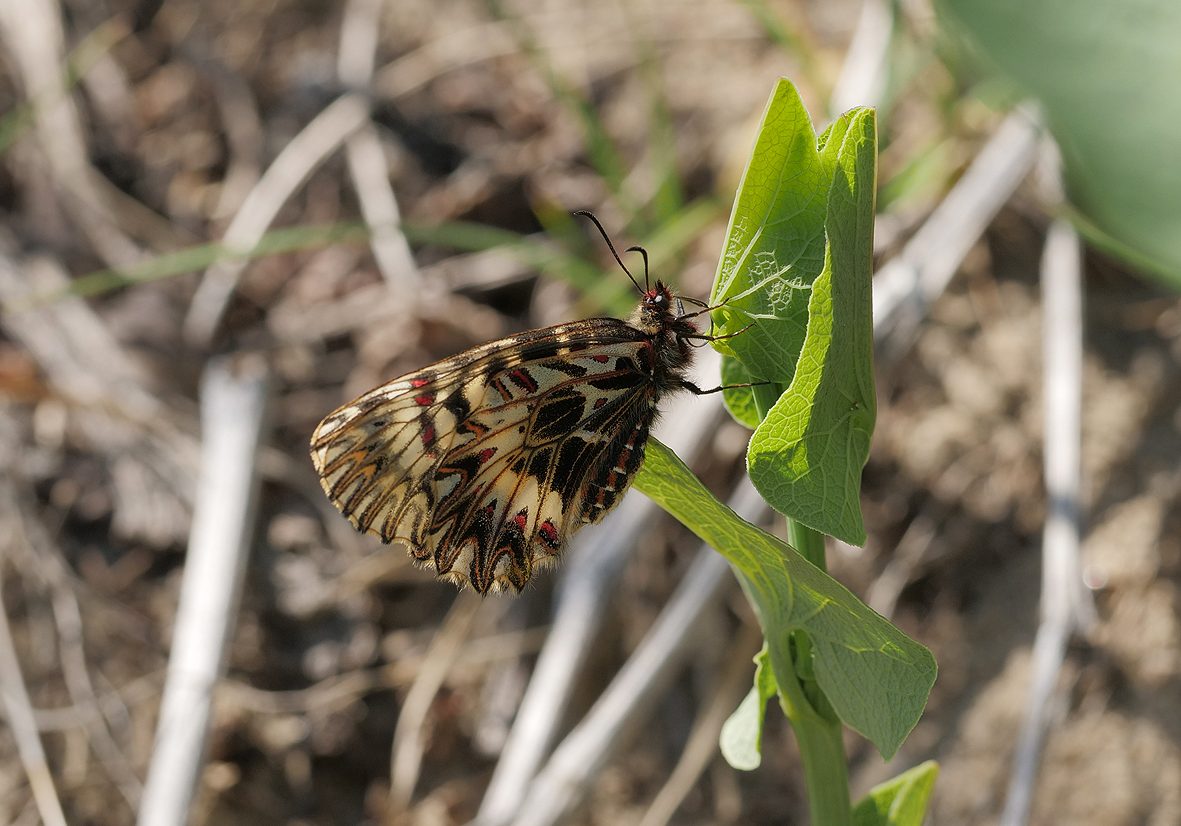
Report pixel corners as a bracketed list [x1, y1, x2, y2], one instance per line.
[680, 378, 771, 396]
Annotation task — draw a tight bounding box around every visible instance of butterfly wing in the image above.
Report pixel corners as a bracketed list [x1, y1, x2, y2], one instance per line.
[310, 318, 661, 592]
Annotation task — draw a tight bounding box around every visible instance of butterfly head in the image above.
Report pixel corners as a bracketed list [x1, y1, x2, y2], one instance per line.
[633, 280, 695, 337]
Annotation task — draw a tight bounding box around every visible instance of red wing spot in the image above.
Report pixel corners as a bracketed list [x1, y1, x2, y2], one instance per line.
[513, 509, 528, 531]
[414, 393, 435, 406]
[590, 354, 610, 363]
[477, 447, 497, 465]
[410, 378, 431, 388]
[538, 519, 560, 548]
[461, 419, 490, 437]
[593, 397, 607, 409]
[508, 368, 539, 393]
[421, 424, 437, 447]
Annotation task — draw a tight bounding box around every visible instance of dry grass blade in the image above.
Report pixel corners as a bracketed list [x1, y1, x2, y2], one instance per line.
[182, 94, 371, 347]
[0, 240, 199, 544]
[137, 356, 270, 826]
[0, 4, 139, 267]
[1001, 151, 1095, 823]
[389, 591, 484, 811]
[0, 486, 69, 826]
[829, 0, 892, 115]
[7, 501, 143, 811]
[339, 0, 420, 291]
[639, 618, 763, 826]
[873, 108, 1043, 357]
[509, 546, 739, 826]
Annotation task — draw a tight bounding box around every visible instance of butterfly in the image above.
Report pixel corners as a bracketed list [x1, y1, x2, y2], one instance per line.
[310, 213, 733, 593]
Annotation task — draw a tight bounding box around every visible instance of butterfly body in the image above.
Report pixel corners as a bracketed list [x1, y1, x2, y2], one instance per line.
[311, 281, 698, 593]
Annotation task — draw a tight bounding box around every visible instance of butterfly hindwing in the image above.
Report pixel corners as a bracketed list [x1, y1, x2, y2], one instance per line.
[310, 318, 664, 592]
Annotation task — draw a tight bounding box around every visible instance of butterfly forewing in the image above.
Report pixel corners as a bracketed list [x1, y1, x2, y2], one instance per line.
[311, 316, 671, 593]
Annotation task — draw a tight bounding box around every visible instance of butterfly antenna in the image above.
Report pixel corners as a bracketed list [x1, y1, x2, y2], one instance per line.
[573, 210, 644, 295]
[624, 245, 650, 291]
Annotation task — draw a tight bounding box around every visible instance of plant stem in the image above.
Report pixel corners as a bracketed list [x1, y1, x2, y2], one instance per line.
[788, 518, 827, 571]
[782, 518, 849, 821]
[770, 638, 851, 825]
[752, 380, 850, 822]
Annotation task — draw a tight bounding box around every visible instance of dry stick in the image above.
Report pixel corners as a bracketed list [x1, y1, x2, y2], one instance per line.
[639, 621, 765, 826]
[9, 501, 144, 810]
[47, 573, 144, 809]
[182, 94, 372, 347]
[828, 0, 892, 117]
[32, 672, 163, 734]
[873, 108, 1042, 354]
[182, 55, 266, 222]
[389, 592, 484, 810]
[339, 0, 420, 290]
[1000, 203, 1095, 824]
[473, 349, 726, 826]
[137, 357, 271, 826]
[373, 20, 522, 100]
[0, 4, 140, 267]
[0, 487, 69, 826]
[509, 484, 768, 826]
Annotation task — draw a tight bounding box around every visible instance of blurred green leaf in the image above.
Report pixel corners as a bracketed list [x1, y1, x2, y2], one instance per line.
[719, 647, 777, 770]
[939, 0, 1181, 282]
[852, 761, 940, 826]
[719, 356, 761, 429]
[11, 222, 371, 309]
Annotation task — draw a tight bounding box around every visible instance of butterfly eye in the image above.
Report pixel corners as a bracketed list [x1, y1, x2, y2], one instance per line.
[653, 294, 664, 305]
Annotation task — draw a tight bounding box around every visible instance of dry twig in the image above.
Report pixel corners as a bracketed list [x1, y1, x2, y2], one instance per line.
[389, 591, 484, 811]
[0, 4, 140, 267]
[339, 0, 420, 292]
[137, 356, 271, 826]
[0, 485, 69, 826]
[873, 108, 1043, 357]
[1000, 146, 1095, 826]
[183, 95, 371, 347]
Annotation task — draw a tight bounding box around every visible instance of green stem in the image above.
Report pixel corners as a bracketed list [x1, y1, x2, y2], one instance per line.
[788, 519, 827, 572]
[750, 380, 849, 822]
[769, 639, 851, 824]
[785, 519, 848, 820]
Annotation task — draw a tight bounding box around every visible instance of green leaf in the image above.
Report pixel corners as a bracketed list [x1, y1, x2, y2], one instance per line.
[705, 79, 877, 544]
[634, 440, 937, 759]
[719, 356, 761, 429]
[938, 0, 1181, 283]
[719, 647, 777, 770]
[709, 78, 829, 395]
[852, 761, 940, 826]
[734, 94, 878, 545]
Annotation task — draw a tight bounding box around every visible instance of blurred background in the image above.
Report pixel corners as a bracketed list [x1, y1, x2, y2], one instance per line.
[0, 0, 1178, 824]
